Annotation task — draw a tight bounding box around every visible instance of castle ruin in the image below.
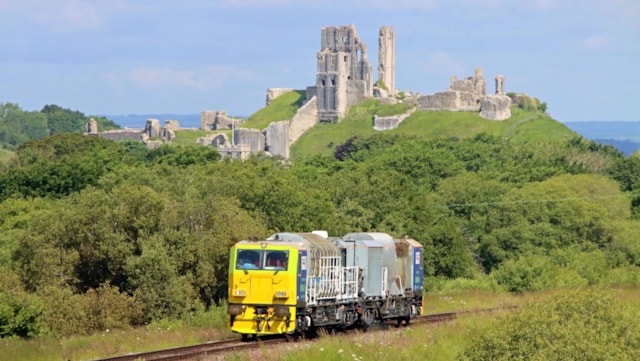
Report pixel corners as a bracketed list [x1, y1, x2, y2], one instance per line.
[92, 24, 517, 160]
[378, 26, 396, 97]
[314, 24, 373, 122]
[200, 110, 244, 130]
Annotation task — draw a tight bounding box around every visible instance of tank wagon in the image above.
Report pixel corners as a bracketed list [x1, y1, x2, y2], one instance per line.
[227, 231, 424, 337]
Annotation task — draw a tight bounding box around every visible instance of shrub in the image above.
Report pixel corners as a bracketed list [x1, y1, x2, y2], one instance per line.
[0, 291, 46, 338]
[463, 288, 640, 360]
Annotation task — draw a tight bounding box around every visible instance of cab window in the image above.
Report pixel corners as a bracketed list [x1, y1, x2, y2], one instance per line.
[265, 250, 288, 270]
[236, 250, 261, 270]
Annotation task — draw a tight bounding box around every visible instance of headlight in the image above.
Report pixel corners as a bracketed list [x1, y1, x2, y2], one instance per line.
[234, 289, 247, 297]
[275, 291, 288, 298]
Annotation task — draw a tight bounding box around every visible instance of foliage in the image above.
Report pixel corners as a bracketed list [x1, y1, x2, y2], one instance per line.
[0, 290, 46, 338]
[0, 134, 125, 200]
[148, 144, 220, 167]
[1, 96, 640, 339]
[0, 103, 120, 151]
[90, 115, 120, 132]
[0, 103, 49, 150]
[463, 288, 640, 360]
[41, 104, 87, 135]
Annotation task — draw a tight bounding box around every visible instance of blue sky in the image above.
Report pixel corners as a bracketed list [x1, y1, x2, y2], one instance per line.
[0, 0, 638, 122]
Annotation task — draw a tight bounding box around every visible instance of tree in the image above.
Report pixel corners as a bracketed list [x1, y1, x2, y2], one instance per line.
[41, 104, 87, 134]
[0, 103, 49, 150]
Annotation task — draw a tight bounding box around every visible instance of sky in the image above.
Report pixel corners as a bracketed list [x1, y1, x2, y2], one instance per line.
[0, 0, 638, 123]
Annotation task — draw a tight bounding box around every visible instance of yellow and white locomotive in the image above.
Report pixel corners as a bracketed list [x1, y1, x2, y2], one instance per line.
[227, 231, 424, 337]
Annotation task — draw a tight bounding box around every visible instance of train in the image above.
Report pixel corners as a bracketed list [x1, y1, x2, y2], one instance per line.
[226, 231, 424, 338]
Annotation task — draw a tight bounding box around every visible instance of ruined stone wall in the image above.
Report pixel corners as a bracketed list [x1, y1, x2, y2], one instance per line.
[200, 111, 217, 130]
[316, 24, 372, 122]
[85, 118, 98, 135]
[448, 68, 486, 96]
[480, 96, 511, 120]
[197, 133, 229, 146]
[98, 129, 144, 142]
[145, 119, 162, 138]
[165, 120, 180, 132]
[217, 143, 251, 160]
[290, 96, 318, 144]
[265, 121, 290, 159]
[200, 110, 243, 130]
[373, 106, 416, 131]
[417, 68, 489, 112]
[378, 26, 396, 96]
[266, 88, 294, 106]
[479, 75, 511, 120]
[417, 90, 483, 112]
[234, 128, 265, 154]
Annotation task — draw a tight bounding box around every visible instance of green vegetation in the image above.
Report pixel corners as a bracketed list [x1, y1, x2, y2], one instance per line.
[0, 103, 119, 151]
[242, 90, 306, 130]
[291, 101, 576, 160]
[220, 287, 640, 361]
[1, 96, 640, 360]
[463, 288, 640, 360]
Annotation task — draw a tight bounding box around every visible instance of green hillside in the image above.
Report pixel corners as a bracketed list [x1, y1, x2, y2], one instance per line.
[170, 91, 576, 161]
[242, 90, 306, 130]
[290, 99, 577, 160]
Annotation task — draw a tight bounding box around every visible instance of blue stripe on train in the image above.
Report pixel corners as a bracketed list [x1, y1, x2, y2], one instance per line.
[297, 250, 307, 302]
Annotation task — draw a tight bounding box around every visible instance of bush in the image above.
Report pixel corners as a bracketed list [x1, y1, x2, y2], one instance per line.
[0, 291, 46, 338]
[463, 288, 640, 360]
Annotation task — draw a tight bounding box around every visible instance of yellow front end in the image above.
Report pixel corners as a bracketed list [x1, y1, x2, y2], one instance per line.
[227, 243, 298, 336]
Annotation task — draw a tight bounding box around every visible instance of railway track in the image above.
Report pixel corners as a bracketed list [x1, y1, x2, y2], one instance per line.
[91, 306, 515, 361]
[91, 337, 286, 361]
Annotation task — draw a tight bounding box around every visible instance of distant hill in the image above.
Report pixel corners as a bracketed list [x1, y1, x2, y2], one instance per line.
[564, 121, 640, 156]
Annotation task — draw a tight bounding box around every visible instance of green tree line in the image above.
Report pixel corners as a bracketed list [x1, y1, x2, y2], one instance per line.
[0, 103, 119, 151]
[1, 126, 640, 338]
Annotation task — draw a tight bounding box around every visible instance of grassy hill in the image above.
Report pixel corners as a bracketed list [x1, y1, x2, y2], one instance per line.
[290, 99, 577, 160]
[171, 91, 578, 161]
[241, 90, 306, 130]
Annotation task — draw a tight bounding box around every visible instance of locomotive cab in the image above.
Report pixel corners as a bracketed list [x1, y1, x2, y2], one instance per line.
[227, 241, 299, 336]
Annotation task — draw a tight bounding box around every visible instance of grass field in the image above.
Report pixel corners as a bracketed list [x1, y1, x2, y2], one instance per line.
[7, 285, 638, 361]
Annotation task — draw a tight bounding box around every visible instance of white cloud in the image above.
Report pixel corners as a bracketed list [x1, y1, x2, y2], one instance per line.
[124, 65, 258, 91]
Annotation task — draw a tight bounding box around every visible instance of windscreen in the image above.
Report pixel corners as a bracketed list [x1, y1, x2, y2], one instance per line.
[236, 249, 289, 270]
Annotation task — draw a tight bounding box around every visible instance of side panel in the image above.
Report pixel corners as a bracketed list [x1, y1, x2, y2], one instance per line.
[296, 250, 307, 304]
[412, 246, 424, 292]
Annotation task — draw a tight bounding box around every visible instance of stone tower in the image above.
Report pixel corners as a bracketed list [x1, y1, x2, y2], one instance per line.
[378, 26, 396, 96]
[495, 75, 505, 95]
[316, 24, 372, 122]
